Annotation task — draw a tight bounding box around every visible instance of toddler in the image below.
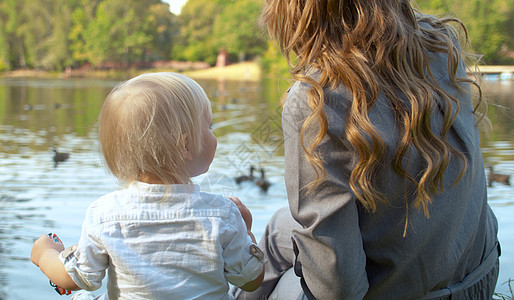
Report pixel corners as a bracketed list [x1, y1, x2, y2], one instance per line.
[31, 72, 265, 299]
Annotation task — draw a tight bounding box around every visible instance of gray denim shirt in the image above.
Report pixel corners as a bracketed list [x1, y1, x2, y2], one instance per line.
[282, 32, 499, 300]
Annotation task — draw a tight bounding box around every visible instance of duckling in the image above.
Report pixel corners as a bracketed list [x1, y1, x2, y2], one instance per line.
[53, 149, 70, 164]
[235, 165, 256, 184]
[256, 168, 271, 192]
[488, 166, 510, 187]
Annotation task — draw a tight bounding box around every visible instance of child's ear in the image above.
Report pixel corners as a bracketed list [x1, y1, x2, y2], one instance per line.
[182, 133, 192, 161]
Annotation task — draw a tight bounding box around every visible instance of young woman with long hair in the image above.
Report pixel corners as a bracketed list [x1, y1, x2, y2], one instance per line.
[235, 0, 500, 299]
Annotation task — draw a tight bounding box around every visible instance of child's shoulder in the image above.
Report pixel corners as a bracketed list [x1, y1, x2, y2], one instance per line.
[85, 188, 130, 216]
[195, 191, 232, 208]
[194, 191, 241, 217]
[94, 187, 129, 204]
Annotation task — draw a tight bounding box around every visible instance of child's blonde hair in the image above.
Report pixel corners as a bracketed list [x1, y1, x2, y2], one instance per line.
[99, 72, 211, 185]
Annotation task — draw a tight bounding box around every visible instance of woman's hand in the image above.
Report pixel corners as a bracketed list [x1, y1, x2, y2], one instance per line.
[31, 234, 65, 267]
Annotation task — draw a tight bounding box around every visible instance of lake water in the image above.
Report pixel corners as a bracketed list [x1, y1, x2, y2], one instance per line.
[0, 76, 512, 299]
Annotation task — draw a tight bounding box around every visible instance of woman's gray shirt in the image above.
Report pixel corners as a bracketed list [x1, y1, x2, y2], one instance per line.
[282, 35, 499, 299]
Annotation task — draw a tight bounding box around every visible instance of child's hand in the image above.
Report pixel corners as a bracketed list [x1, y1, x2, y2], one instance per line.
[229, 197, 253, 232]
[31, 234, 65, 267]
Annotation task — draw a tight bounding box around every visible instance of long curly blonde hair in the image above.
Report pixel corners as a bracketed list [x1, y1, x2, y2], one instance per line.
[261, 0, 486, 216]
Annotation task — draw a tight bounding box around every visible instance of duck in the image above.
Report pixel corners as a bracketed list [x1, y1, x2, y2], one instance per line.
[235, 165, 256, 184]
[24, 104, 46, 111]
[256, 168, 271, 192]
[488, 166, 510, 187]
[53, 149, 70, 164]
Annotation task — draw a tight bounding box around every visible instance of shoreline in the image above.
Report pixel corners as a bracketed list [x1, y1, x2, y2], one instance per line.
[0, 61, 262, 82]
[3, 62, 511, 82]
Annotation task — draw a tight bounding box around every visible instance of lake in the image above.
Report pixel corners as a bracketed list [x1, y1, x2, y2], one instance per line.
[0, 76, 512, 299]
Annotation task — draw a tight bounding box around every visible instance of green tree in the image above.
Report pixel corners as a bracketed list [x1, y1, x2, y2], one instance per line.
[45, 0, 77, 69]
[0, 2, 9, 71]
[0, 0, 24, 69]
[460, 0, 513, 63]
[18, 0, 49, 69]
[175, 0, 268, 65]
[261, 41, 290, 78]
[70, 0, 159, 67]
[69, 0, 102, 65]
[173, 0, 221, 64]
[1, 0, 180, 71]
[212, 0, 267, 62]
[1, 0, 78, 70]
[145, 3, 179, 61]
[417, 0, 514, 64]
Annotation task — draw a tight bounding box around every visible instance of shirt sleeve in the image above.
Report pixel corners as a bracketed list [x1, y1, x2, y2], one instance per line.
[59, 200, 108, 291]
[282, 81, 369, 299]
[221, 203, 265, 288]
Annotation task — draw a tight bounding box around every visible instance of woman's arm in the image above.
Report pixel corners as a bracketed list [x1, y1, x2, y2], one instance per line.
[31, 234, 80, 290]
[282, 82, 369, 299]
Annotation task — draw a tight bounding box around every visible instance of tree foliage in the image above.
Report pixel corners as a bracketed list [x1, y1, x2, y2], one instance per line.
[0, 0, 178, 71]
[212, 0, 267, 62]
[173, 0, 266, 65]
[172, 0, 221, 65]
[416, 0, 514, 64]
[0, 0, 511, 72]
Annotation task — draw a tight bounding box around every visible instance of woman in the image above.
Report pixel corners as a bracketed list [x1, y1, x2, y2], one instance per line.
[236, 0, 500, 299]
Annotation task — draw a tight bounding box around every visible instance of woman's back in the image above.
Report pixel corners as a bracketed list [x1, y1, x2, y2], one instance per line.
[356, 42, 497, 298]
[249, 1, 501, 298]
[282, 21, 498, 299]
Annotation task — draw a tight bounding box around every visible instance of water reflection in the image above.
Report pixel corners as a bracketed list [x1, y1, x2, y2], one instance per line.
[0, 77, 512, 298]
[480, 81, 514, 142]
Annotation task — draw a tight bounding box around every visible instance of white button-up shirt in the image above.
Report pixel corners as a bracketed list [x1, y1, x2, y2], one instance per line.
[60, 182, 264, 299]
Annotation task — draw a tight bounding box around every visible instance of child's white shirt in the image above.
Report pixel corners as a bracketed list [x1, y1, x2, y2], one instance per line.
[59, 182, 264, 299]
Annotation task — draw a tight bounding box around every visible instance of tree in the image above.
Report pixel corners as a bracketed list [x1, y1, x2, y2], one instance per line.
[174, 0, 268, 65]
[459, 0, 513, 63]
[0, 0, 23, 69]
[146, 3, 179, 61]
[70, 0, 159, 67]
[173, 0, 221, 64]
[416, 0, 514, 64]
[1, 0, 181, 71]
[36, 0, 77, 70]
[0, 2, 9, 71]
[212, 0, 267, 62]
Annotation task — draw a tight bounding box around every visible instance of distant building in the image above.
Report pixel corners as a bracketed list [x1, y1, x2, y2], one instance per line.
[216, 48, 229, 67]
